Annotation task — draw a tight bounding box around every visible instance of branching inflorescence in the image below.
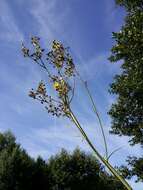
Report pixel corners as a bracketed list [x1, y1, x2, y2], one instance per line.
[21, 37, 132, 190]
[22, 37, 75, 118]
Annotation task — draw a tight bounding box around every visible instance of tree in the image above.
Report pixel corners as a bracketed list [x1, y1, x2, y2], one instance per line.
[0, 131, 125, 190]
[0, 131, 35, 190]
[47, 148, 125, 190]
[0, 132, 123, 190]
[0, 131, 16, 151]
[32, 156, 49, 190]
[108, 0, 143, 182]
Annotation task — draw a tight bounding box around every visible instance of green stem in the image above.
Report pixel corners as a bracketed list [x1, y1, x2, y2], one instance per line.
[107, 147, 123, 161]
[84, 82, 108, 159]
[69, 109, 132, 190]
[76, 70, 108, 159]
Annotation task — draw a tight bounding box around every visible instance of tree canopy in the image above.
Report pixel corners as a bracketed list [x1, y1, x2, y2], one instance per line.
[0, 131, 125, 190]
[0, 131, 35, 190]
[109, 0, 143, 182]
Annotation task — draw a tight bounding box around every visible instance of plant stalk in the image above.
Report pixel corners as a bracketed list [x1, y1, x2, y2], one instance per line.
[69, 109, 132, 190]
[84, 82, 108, 159]
[76, 69, 108, 159]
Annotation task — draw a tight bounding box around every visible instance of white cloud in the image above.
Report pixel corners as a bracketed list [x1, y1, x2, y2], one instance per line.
[0, 0, 24, 42]
[104, 0, 125, 31]
[77, 52, 122, 81]
[21, 119, 89, 157]
[129, 180, 143, 190]
[20, 113, 141, 164]
[30, 0, 70, 42]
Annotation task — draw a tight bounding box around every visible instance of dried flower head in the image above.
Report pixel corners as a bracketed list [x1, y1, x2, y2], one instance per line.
[21, 43, 29, 57]
[31, 36, 40, 47]
[53, 78, 71, 97]
[37, 81, 46, 96]
[22, 36, 75, 118]
[30, 37, 44, 61]
[47, 40, 75, 77]
[28, 81, 70, 117]
[52, 40, 63, 50]
[29, 90, 36, 99]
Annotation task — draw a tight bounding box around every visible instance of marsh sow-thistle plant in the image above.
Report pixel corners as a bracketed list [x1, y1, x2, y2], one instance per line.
[21, 37, 132, 190]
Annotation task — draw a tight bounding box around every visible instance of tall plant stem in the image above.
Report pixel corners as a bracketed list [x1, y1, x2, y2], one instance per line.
[85, 82, 108, 159]
[76, 70, 108, 159]
[69, 109, 132, 190]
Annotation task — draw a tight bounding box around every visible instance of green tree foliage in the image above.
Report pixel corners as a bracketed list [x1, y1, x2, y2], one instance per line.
[0, 131, 35, 190]
[116, 0, 143, 10]
[32, 156, 49, 190]
[47, 148, 125, 190]
[0, 131, 50, 190]
[108, 0, 143, 182]
[0, 131, 124, 190]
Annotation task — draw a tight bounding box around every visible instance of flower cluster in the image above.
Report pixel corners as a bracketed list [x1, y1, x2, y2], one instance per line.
[21, 43, 29, 57]
[52, 76, 71, 98]
[22, 37, 44, 61]
[29, 81, 70, 117]
[22, 37, 75, 118]
[31, 37, 45, 61]
[29, 81, 47, 101]
[47, 40, 75, 77]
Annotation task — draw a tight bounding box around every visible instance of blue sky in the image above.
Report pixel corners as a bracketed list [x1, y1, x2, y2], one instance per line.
[0, 0, 142, 189]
